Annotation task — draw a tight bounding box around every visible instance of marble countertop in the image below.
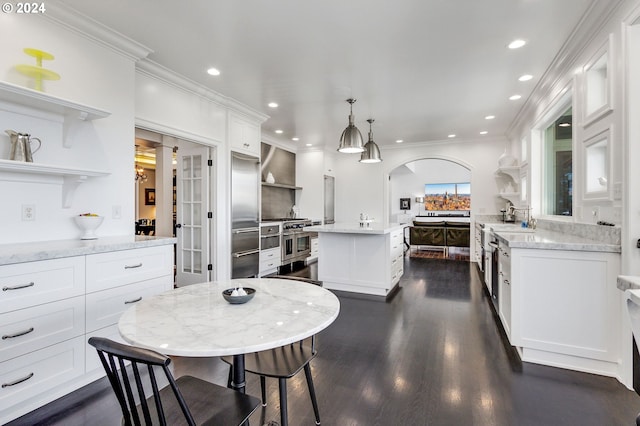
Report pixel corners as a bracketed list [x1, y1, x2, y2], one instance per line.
[0, 235, 177, 265]
[305, 222, 406, 235]
[492, 229, 620, 253]
[119, 278, 341, 357]
[617, 275, 640, 291]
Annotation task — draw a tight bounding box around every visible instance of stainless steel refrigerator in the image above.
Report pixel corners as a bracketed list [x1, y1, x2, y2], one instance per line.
[231, 152, 260, 278]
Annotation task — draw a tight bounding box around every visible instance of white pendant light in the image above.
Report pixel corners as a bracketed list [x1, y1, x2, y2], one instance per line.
[337, 98, 365, 153]
[360, 119, 382, 163]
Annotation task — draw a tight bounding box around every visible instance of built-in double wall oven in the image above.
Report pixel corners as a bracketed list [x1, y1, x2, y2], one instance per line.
[260, 223, 281, 250]
[282, 219, 312, 265]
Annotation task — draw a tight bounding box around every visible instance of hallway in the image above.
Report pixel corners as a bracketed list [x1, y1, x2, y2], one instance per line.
[10, 257, 640, 425]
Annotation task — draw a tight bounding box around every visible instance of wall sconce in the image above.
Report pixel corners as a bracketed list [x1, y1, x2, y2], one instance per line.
[415, 197, 424, 216]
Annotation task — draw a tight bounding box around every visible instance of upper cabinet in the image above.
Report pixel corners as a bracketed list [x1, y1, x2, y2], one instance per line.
[583, 36, 613, 127]
[229, 112, 260, 157]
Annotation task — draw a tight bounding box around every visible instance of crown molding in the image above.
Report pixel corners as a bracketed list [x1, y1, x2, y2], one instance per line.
[43, 0, 152, 62]
[506, 0, 625, 140]
[137, 59, 269, 124]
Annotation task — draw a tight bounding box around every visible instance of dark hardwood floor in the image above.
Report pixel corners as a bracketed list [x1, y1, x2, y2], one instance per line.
[9, 256, 640, 425]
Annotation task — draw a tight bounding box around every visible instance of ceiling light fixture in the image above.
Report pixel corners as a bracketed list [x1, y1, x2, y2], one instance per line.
[509, 94, 522, 100]
[518, 74, 533, 82]
[359, 119, 382, 163]
[292, 137, 299, 141]
[306, 143, 312, 147]
[275, 129, 283, 134]
[268, 102, 278, 108]
[395, 139, 404, 144]
[337, 98, 364, 153]
[508, 39, 526, 49]
[206, 68, 220, 76]
[485, 115, 495, 120]
[448, 134, 456, 138]
[480, 131, 488, 135]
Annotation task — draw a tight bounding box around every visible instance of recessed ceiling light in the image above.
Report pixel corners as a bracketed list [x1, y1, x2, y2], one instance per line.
[268, 102, 278, 108]
[485, 115, 495, 120]
[275, 129, 283, 134]
[292, 137, 299, 141]
[509, 94, 522, 100]
[508, 39, 526, 49]
[558, 122, 571, 127]
[306, 143, 312, 147]
[480, 131, 488, 135]
[518, 74, 533, 82]
[448, 134, 456, 138]
[206, 68, 220, 76]
[395, 139, 404, 144]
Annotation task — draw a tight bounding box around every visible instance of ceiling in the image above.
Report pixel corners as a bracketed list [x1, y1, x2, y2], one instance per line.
[60, 0, 596, 150]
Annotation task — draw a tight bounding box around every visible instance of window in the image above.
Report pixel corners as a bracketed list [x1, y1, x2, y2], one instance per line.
[542, 107, 573, 216]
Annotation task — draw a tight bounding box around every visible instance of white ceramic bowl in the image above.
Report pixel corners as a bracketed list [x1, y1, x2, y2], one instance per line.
[74, 216, 104, 240]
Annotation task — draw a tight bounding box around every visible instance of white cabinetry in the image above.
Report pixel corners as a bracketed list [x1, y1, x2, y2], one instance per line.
[317, 226, 405, 298]
[498, 242, 512, 339]
[0, 244, 174, 424]
[497, 244, 621, 377]
[229, 112, 260, 156]
[474, 223, 482, 270]
[259, 247, 281, 277]
[390, 228, 404, 285]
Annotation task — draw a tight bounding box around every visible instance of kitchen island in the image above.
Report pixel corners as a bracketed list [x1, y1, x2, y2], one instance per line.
[304, 222, 405, 298]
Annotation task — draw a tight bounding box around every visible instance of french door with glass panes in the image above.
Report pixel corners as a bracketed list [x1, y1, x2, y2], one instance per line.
[176, 146, 211, 286]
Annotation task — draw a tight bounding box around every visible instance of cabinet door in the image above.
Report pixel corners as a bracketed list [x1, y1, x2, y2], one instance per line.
[229, 114, 260, 156]
[0, 296, 85, 361]
[86, 276, 172, 333]
[86, 246, 173, 293]
[0, 257, 85, 314]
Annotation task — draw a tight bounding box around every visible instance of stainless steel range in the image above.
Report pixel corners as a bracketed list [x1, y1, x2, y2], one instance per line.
[281, 219, 313, 265]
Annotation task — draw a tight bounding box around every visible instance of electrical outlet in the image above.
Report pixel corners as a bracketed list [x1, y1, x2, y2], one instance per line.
[22, 204, 35, 221]
[591, 206, 600, 221]
[112, 205, 122, 219]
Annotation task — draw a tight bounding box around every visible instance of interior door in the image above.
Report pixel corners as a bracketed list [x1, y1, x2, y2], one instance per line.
[176, 146, 210, 286]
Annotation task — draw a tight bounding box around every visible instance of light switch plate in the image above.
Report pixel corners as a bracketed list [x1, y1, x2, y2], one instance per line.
[22, 204, 35, 221]
[613, 182, 622, 200]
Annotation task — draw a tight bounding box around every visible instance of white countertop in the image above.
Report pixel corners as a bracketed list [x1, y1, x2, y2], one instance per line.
[305, 222, 406, 235]
[492, 229, 620, 253]
[0, 235, 177, 265]
[617, 275, 640, 291]
[118, 278, 341, 357]
[414, 216, 470, 223]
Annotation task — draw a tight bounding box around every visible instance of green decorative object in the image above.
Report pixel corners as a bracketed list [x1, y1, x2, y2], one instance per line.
[15, 48, 61, 92]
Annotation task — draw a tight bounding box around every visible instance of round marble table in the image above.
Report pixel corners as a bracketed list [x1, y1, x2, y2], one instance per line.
[118, 277, 340, 393]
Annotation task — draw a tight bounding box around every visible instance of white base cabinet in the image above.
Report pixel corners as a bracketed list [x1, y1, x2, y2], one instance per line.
[499, 246, 622, 379]
[317, 227, 404, 297]
[0, 244, 174, 424]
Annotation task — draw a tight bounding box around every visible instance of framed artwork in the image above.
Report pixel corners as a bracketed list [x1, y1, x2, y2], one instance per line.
[400, 198, 410, 210]
[145, 188, 156, 205]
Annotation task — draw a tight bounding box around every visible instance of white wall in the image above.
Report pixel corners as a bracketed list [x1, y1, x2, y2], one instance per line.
[389, 159, 471, 218]
[330, 137, 507, 224]
[0, 12, 138, 243]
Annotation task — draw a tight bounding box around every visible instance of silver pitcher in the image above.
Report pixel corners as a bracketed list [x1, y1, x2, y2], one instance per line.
[5, 130, 41, 162]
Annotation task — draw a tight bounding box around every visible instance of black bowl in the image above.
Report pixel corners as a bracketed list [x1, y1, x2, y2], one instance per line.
[222, 287, 256, 304]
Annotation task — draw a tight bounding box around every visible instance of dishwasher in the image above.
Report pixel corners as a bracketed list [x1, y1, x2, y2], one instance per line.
[489, 238, 499, 309]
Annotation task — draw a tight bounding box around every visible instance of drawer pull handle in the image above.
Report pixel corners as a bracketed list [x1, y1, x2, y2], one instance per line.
[124, 297, 143, 304]
[2, 372, 34, 388]
[124, 263, 143, 269]
[2, 327, 34, 340]
[3, 282, 35, 291]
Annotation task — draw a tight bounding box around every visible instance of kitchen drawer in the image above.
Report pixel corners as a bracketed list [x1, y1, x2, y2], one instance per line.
[86, 323, 128, 374]
[86, 245, 173, 293]
[86, 276, 172, 333]
[0, 257, 85, 314]
[0, 296, 84, 362]
[0, 335, 84, 412]
[260, 258, 280, 273]
[260, 247, 281, 263]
